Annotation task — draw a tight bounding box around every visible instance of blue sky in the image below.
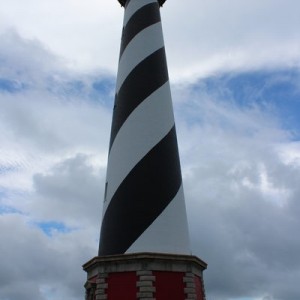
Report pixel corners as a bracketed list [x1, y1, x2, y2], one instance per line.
[1, 1, 300, 300]
[191, 69, 300, 136]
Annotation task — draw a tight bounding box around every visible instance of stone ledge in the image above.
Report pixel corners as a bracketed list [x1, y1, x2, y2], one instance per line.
[83, 252, 207, 276]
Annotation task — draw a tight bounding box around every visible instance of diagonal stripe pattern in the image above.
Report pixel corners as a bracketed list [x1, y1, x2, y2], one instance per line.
[99, 0, 190, 256]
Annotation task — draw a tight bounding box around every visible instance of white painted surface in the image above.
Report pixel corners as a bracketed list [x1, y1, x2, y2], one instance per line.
[116, 22, 164, 92]
[103, 82, 174, 214]
[126, 185, 191, 254]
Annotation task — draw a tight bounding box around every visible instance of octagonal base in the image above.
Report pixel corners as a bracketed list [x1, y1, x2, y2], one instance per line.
[83, 252, 207, 300]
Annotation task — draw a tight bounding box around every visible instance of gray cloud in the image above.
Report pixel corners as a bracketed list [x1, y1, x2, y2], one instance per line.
[0, 30, 113, 195]
[32, 154, 105, 227]
[173, 82, 300, 300]
[1, 0, 300, 77]
[0, 213, 97, 300]
[162, 0, 300, 80]
[0, 155, 104, 300]
[1, 8, 300, 300]
[0, 34, 108, 300]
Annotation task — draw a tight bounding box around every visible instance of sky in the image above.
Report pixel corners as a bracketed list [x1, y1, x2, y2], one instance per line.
[0, 0, 300, 299]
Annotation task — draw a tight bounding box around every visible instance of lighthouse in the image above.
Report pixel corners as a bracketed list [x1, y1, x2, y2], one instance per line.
[83, 0, 207, 299]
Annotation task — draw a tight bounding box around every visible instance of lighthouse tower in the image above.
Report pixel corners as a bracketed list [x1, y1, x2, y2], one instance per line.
[83, 0, 207, 299]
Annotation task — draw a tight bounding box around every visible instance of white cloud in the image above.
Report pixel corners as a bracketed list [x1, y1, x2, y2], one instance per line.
[1, 3, 300, 300]
[0, 30, 112, 194]
[173, 82, 300, 299]
[31, 154, 105, 227]
[0, 0, 122, 71]
[1, 0, 300, 77]
[162, 0, 300, 80]
[0, 213, 96, 300]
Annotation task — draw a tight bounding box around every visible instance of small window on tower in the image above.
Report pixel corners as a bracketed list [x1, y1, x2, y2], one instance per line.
[104, 182, 108, 202]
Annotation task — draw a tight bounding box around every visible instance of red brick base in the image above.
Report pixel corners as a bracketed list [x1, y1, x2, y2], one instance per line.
[83, 252, 207, 300]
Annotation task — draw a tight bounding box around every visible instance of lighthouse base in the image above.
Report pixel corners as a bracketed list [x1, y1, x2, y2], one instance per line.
[83, 252, 207, 300]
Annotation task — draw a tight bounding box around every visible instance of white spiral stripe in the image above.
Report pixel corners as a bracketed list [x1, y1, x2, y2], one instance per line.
[123, 0, 157, 27]
[126, 184, 191, 254]
[116, 22, 164, 93]
[103, 82, 174, 214]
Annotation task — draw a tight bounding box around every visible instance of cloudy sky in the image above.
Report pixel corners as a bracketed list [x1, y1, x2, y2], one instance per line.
[1, 0, 300, 299]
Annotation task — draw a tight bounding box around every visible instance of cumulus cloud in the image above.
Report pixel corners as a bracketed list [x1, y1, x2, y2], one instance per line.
[0, 213, 96, 300]
[163, 0, 300, 80]
[1, 0, 300, 77]
[0, 0, 122, 71]
[32, 154, 105, 227]
[0, 30, 113, 193]
[1, 2, 300, 300]
[173, 80, 300, 300]
[0, 32, 112, 300]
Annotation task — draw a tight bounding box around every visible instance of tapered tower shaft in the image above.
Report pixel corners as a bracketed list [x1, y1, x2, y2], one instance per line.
[83, 1, 207, 299]
[99, 0, 190, 256]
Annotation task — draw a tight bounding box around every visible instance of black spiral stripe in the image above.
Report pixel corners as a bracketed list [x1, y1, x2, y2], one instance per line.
[109, 47, 168, 150]
[99, 0, 189, 256]
[120, 2, 161, 57]
[99, 126, 181, 255]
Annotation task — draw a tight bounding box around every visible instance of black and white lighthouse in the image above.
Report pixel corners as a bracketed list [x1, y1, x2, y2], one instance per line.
[83, 1, 207, 299]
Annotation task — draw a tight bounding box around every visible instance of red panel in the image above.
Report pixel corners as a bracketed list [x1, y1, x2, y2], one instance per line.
[154, 271, 185, 300]
[107, 272, 137, 300]
[194, 275, 204, 300]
